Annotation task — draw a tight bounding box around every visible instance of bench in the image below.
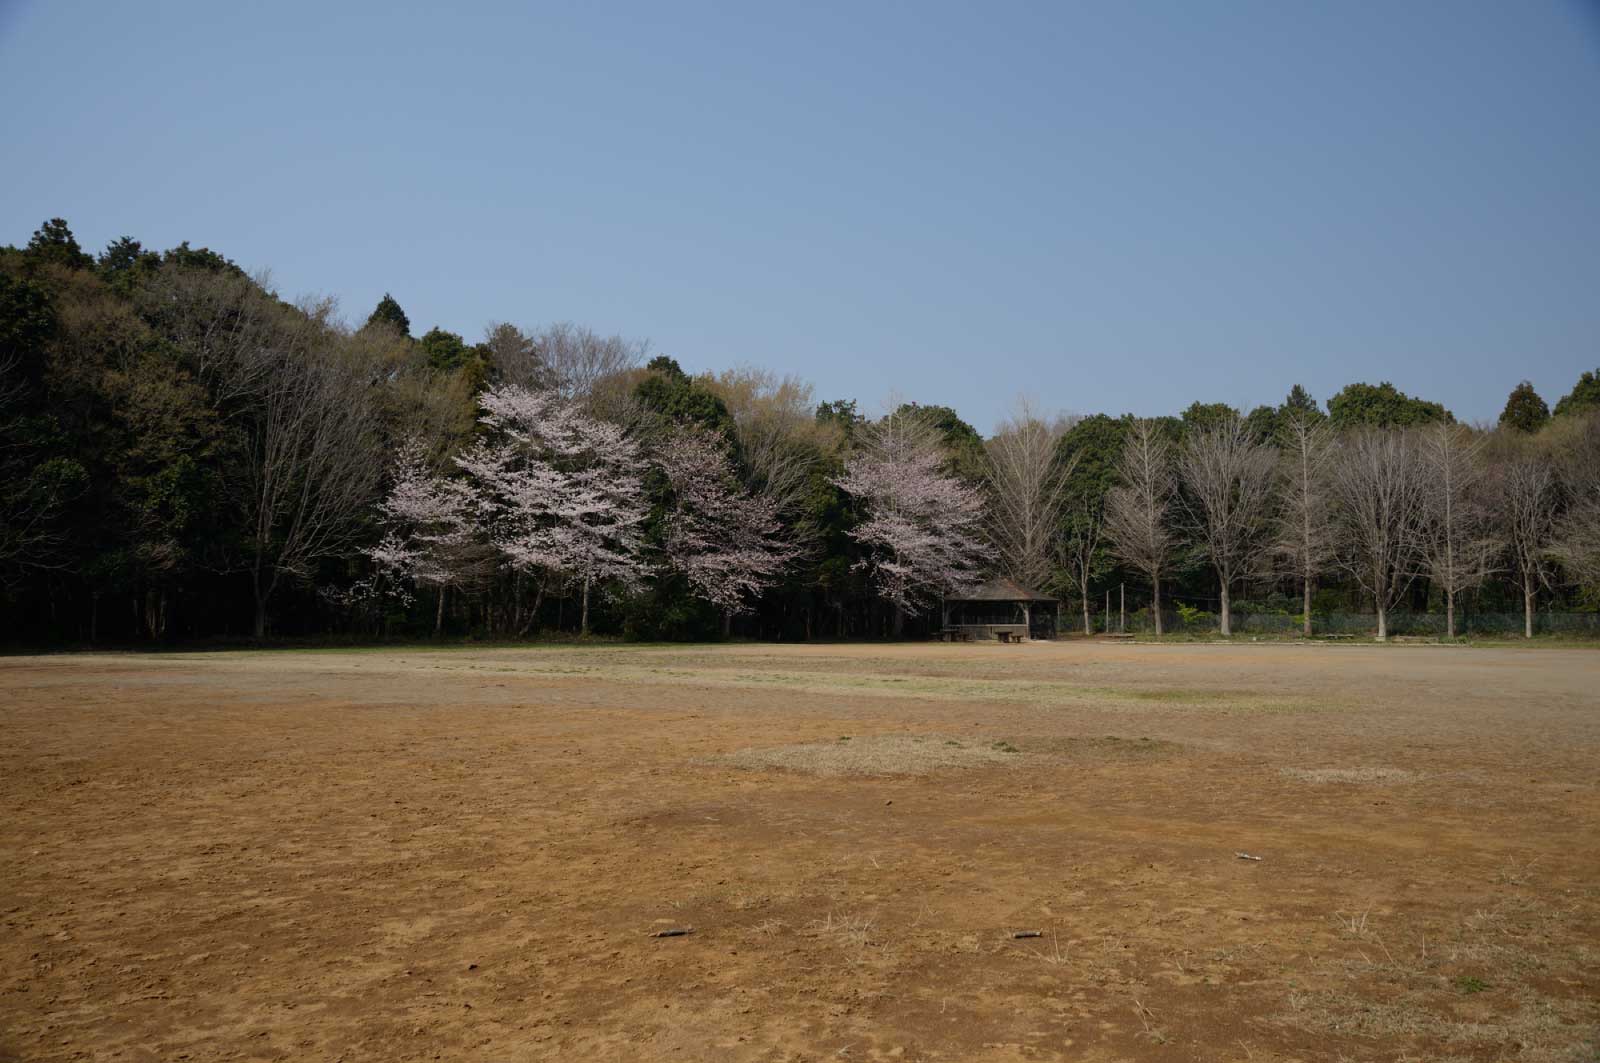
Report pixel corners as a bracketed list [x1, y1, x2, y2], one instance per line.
[997, 631, 1024, 644]
[1321, 634, 1355, 641]
[1100, 632, 1135, 641]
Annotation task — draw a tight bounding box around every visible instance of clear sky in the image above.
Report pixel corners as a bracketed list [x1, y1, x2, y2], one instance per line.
[3, 0, 1597, 432]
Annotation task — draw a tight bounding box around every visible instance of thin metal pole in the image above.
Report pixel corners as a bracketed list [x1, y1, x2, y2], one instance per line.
[1120, 583, 1126, 633]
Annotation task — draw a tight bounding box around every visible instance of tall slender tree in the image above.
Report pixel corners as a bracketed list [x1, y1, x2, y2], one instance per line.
[1103, 419, 1178, 635]
[1274, 416, 1337, 637]
[1495, 449, 1559, 639]
[985, 399, 1075, 592]
[1330, 429, 1429, 640]
[1418, 423, 1495, 638]
[1178, 415, 1277, 636]
[1550, 412, 1600, 598]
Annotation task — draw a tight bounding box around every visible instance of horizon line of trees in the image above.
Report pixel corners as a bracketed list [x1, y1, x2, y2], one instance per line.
[3, 218, 1598, 645]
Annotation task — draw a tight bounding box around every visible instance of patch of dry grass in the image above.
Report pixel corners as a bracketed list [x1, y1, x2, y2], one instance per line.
[1280, 766, 1422, 785]
[721, 734, 1019, 777]
[1281, 898, 1598, 1062]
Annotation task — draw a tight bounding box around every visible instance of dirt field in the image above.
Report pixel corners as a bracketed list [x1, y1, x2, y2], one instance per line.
[3, 641, 1597, 1062]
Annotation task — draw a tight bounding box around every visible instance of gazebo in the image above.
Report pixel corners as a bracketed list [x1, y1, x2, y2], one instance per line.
[940, 578, 1057, 641]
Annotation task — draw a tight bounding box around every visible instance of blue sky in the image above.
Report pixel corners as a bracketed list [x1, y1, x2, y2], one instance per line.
[3, 0, 1597, 432]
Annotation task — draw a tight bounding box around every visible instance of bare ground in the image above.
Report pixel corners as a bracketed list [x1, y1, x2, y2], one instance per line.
[1, 640, 1597, 1062]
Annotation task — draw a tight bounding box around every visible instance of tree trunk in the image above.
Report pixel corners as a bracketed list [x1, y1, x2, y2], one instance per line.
[1523, 575, 1535, 639]
[581, 577, 591, 636]
[1376, 602, 1388, 641]
[1152, 577, 1163, 636]
[721, 610, 732, 639]
[434, 586, 446, 638]
[252, 576, 268, 639]
[1446, 589, 1456, 640]
[1302, 575, 1312, 638]
[520, 579, 546, 638]
[1219, 581, 1231, 637]
[512, 570, 523, 634]
[893, 604, 905, 638]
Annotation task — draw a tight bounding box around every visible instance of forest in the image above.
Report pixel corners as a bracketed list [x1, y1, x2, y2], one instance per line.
[2, 218, 1598, 646]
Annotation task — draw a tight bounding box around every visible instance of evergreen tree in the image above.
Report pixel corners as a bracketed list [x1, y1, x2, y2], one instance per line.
[1327, 381, 1451, 429]
[1553, 368, 1600, 419]
[1499, 380, 1550, 434]
[366, 293, 411, 337]
[25, 219, 93, 270]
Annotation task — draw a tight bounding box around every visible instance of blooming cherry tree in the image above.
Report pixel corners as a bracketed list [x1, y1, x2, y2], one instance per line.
[367, 439, 480, 634]
[657, 428, 797, 618]
[456, 384, 649, 633]
[834, 409, 985, 627]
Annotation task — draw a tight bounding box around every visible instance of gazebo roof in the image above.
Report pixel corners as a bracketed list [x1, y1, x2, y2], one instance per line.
[945, 577, 1056, 604]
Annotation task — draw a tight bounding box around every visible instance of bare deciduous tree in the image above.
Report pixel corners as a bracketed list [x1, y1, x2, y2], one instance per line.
[705, 367, 827, 543]
[481, 322, 545, 389]
[1178, 415, 1277, 636]
[1103, 419, 1178, 635]
[1274, 416, 1338, 637]
[532, 322, 647, 402]
[1330, 428, 1429, 640]
[985, 399, 1076, 593]
[1418, 423, 1496, 638]
[135, 265, 284, 410]
[1495, 449, 1560, 639]
[1550, 412, 1600, 596]
[234, 300, 388, 638]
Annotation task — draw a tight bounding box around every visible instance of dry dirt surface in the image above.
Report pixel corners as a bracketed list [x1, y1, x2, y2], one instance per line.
[2, 641, 1598, 1062]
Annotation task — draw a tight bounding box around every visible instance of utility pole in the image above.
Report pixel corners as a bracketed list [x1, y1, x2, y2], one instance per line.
[1120, 583, 1126, 634]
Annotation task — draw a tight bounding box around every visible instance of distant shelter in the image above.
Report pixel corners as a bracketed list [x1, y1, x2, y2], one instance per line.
[941, 578, 1057, 641]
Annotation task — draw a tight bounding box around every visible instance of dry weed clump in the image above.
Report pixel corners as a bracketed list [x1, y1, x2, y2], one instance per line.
[721, 734, 1020, 777]
[1280, 766, 1422, 785]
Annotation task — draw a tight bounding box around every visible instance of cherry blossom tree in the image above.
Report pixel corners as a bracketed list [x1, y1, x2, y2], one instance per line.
[367, 440, 482, 636]
[656, 427, 797, 624]
[834, 408, 985, 632]
[457, 384, 649, 634]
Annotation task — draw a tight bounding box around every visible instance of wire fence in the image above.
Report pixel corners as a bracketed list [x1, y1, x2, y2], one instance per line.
[1078, 609, 1600, 637]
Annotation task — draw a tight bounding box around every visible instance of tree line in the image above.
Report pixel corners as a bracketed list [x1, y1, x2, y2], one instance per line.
[2, 218, 1597, 644]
